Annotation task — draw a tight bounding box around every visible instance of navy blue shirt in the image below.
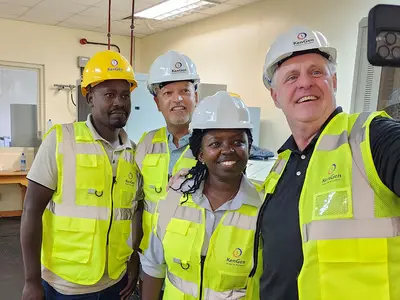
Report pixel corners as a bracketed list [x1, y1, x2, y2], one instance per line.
[258, 108, 400, 300]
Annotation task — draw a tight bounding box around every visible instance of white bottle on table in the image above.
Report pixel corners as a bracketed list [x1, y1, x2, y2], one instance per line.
[20, 152, 27, 172]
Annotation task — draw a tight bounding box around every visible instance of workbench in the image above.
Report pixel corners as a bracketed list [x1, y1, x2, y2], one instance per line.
[0, 171, 28, 217]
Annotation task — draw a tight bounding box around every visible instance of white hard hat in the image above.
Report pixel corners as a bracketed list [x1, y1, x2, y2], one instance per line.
[263, 26, 337, 90]
[189, 91, 253, 131]
[147, 50, 200, 95]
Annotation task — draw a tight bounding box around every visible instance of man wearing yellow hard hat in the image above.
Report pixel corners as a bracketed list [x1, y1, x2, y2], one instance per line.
[20, 50, 143, 300]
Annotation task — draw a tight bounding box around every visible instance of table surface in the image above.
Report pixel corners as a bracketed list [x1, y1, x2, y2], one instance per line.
[0, 171, 28, 176]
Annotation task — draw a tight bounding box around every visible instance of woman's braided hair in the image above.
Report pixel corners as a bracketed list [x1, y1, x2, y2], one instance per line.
[172, 128, 253, 201]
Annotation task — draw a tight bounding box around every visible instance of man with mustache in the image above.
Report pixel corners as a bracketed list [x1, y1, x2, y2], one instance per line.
[134, 50, 200, 297]
[20, 50, 143, 300]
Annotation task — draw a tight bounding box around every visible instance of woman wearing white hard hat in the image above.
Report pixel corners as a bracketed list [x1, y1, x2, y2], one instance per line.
[140, 91, 262, 299]
[251, 26, 400, 300]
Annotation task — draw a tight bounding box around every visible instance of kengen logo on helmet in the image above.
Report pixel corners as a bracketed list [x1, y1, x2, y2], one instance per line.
[172, 61, 187, 74]
[108, 59, 123, 72]
[293, 32, 315, 46]
[297, 32, 307, 40]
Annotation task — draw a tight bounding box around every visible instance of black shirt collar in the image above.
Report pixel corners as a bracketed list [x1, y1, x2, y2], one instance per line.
[278, 107, 343, 154]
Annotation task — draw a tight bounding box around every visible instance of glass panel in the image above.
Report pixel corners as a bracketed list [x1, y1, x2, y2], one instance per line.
[0, 66, 39, 147]
[377, 67, 400, 120]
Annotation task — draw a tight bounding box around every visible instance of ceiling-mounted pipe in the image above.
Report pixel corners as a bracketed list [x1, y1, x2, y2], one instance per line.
[108, 0, 112, 50]
[130, 0, 135, 66]
[79, 38, 121, 53]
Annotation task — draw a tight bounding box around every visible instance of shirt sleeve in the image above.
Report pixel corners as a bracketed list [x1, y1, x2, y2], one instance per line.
[139, 230, 166, 278]
[26, 129, 58, 190]
[369, 116, 400, 197]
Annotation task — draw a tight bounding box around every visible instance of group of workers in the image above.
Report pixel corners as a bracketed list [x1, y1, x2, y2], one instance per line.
[19, 25, 400, 300]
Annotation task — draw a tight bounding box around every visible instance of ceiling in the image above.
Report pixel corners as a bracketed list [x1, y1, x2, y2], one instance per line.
[0, 0, 261, 38]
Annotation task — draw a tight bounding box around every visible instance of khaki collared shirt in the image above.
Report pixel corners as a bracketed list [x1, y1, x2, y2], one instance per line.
[27, 114, 138, 295]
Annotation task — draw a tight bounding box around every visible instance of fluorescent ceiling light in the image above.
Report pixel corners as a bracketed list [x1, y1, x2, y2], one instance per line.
[135, 0, 215, 21]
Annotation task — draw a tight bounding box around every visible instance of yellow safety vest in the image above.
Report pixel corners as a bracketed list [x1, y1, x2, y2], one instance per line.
[154, 184, 261, 299]
[41, 122, 139, 285]
[135, 127, 197, 252]
[252, 111, 400, 300]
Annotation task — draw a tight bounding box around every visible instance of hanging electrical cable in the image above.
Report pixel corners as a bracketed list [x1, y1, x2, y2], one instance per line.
[130, 0, 135, 66]
[108, 0, 112, 50]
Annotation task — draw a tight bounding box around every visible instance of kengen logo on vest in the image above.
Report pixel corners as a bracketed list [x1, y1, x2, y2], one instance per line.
[226, 248, 246, 266]
[322, 163, 342, 184]
[125, 172, 135, 186]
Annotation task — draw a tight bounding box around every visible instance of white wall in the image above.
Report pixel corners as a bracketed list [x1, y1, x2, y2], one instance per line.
[0, 18, 137, 126]
[0, 18, 135, 212]
[138, 0, 400, 152]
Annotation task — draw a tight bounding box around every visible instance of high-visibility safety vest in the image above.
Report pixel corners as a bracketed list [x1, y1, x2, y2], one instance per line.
[41, 122, 139, 285]
[135, 127, 197, 252]
[154, 184, 261, 299]
[250, 111, 400, 300]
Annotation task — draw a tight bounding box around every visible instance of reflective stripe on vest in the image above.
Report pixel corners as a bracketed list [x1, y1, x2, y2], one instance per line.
[301, 112, 400, 242]
[157, 190, 259, 240]
[166, 270, 247, 299]
[48, 123, 133, 221]
[167, 270, 198, 297]
[156, 188, 258, 298]
[135, 130, 167, 169]
[143, 199, 158, 214]
[136, 128, 194, 171]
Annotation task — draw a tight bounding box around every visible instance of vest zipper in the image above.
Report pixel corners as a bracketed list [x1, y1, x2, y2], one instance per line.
[106, 176, 116, 245]
[249, 194, 272, 277]
[199, 255, 206, 300]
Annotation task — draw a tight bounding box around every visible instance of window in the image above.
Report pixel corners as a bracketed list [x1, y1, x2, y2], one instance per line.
[0, 62, 44, 147]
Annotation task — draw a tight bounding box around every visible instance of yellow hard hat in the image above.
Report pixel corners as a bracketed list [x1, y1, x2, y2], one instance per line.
[81, 50, 137, 96]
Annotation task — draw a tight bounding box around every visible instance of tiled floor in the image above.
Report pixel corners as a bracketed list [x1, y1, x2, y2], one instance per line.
[0, 217, 24, 299]
[0, 217, 141, 300]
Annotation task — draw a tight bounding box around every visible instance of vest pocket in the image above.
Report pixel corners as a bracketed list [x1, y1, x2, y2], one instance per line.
[164, 219, 196, 266]
[214, 243, 253, 290]
[52, 218, 96, 264]
[217, 270, 249, 292]
[312, 188, 352, 220]
[317, 238, 388, 263]
[142, 154, 165, 196]
[75, 155, 105, 206]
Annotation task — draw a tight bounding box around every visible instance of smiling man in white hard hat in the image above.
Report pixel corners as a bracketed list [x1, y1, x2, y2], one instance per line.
[248, 26, 400, 300]
[134, 50, 200, 298]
